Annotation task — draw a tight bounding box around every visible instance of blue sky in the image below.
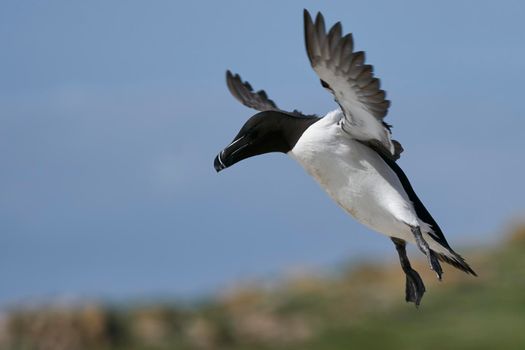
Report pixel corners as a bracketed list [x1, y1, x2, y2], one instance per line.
[1, 0, 524, 306]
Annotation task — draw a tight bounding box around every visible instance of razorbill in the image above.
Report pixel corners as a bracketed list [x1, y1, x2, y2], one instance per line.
[214, 10, 476, 306]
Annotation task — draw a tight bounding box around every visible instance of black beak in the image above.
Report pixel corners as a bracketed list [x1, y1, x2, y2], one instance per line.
[213, 135, 250, 173]
[214, 151, 227, 172]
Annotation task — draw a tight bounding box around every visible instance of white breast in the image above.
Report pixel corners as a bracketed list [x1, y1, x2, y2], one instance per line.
[288, 110, 420, 242]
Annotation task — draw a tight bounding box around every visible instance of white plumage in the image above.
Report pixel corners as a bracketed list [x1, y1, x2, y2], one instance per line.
[289, 110, 450, 257]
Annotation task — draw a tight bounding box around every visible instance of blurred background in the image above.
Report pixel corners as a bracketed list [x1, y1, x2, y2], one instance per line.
[1, 1, 524, 349]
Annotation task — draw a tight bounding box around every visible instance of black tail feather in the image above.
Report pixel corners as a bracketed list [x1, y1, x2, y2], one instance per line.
[436, 251, 477, 276]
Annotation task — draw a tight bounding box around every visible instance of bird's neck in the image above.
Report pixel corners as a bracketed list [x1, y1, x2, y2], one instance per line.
[279, 113, 320, 151]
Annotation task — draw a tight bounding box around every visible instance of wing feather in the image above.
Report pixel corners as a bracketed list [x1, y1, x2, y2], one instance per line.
[226, 70, 279, 111]
[226, 70, 317, 119]
[304, 10, 401, 158]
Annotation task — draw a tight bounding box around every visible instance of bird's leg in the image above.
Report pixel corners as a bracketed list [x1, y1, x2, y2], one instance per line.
[410, 226, 443, 280]
[391, 237, 425, 307]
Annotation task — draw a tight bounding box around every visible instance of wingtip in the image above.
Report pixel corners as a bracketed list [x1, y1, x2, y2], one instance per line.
[225, 70, 237, 87]
[303, 8, 310, 18]
[331, 21, 342, 34]
[314, 12, 326, 38]
[315, 11, 325, 24]
[303, 9, 313, 30]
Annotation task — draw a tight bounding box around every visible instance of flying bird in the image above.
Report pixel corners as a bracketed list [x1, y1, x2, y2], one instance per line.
[214, 10, 476, 306]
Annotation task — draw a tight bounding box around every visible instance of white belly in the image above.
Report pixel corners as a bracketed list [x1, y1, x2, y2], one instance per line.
[289, 112, 419, 241]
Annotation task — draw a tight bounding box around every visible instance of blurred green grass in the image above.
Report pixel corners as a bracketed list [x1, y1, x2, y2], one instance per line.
[3, 224, 525, 350]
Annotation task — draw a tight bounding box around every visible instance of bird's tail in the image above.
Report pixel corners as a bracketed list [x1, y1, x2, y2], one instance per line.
[435, 250, 477, 276]
[421, 224, 477, 276]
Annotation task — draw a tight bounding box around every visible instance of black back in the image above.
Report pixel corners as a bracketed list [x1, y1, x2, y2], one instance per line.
[364, 141, 476, 275]
[379, 152, 451, 249]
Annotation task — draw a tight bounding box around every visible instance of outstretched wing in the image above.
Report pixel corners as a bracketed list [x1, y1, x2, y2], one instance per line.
[304, 10, 402, 160]
[226, 70, 279, 112]
[226, 70, 317, 118]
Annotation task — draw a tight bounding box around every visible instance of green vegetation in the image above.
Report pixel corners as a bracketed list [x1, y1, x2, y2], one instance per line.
[2, 225, 525, 350]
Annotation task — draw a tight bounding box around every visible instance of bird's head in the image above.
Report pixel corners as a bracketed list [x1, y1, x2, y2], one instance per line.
[214, 111, 293, 172]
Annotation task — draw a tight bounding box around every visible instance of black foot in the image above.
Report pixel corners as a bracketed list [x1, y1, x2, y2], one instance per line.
[411, 226, 443, 280]
[428, 250, 443, 281]
[391, 237, 426, 307]
[404, 267, 426, 307]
